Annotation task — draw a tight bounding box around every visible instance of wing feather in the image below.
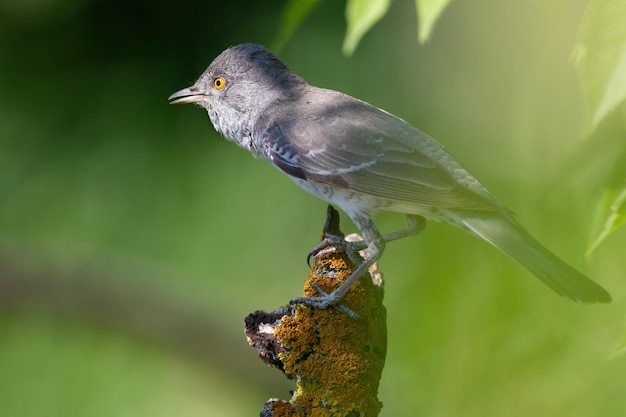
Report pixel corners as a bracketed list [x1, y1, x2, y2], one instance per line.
[258, 88, 499, 212]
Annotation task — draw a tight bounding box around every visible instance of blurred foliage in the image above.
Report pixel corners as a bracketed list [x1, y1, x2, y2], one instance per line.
[573, 0, 626, 132]
[571, 0, 626, 253]
[608, 310, 626, 360]
[588, 183, 626, 255]
[343, 0, 391, 55]
[271, 0, 322, 53]
[416, 0, 453, 44]
[279, 0, 452, 55]
[1, 0, 626, 416]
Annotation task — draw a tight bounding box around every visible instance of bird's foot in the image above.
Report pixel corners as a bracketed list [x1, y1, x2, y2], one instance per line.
[307, 233, 365, 267]
[290, 282, 360, 318]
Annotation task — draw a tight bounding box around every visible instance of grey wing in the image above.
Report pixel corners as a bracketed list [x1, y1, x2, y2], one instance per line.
[259, 96, 499, 212]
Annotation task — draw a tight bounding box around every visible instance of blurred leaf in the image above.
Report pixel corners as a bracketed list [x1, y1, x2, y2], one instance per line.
[343, 0, 391, 56]
[608, 314, 626, 360]
[587, 180, 626, 254]
[271, 0, 322, 53]
[572, 0, 626, 132]
[416, 0, 452, 44]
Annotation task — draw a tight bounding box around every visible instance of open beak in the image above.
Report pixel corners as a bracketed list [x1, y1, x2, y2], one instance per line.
[168, 86, 206, 104]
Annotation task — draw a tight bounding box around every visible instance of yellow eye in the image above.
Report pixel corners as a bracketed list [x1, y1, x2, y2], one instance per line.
[213, 76, 226, 90]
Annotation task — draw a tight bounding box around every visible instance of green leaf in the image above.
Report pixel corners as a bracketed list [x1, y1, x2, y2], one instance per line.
[587, 180, 626, 255]
[343, 0, 391, 56]
[573, 0, 626, 132]
[271, 0, 322, 53]
[416, 0, 452, 44]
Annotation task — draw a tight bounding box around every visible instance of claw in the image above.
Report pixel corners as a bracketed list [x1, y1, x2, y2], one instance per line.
[307, 240, 334, 267]
[306, 233, 368, 268]
[306, 233, 347, 267]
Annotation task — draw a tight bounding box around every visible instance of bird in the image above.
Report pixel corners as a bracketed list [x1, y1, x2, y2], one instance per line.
[168, 43, 611, 309]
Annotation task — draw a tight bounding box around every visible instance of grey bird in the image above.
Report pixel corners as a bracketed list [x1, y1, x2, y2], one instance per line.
[169, 43, 611, 308]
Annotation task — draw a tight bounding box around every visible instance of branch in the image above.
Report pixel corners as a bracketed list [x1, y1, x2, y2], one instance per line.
[245, 205, 387, 417]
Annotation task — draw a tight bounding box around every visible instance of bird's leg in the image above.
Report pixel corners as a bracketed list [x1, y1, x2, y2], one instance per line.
[308, 214, 426, 266]
[382, 214, 426, 243]
[293, 214, 383, 312]
[294, 214, 426, 312]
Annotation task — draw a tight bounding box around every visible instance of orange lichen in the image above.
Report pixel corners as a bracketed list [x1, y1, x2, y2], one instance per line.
[270, 240, 387, 417]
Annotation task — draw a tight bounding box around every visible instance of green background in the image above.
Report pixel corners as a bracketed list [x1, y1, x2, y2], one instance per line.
[1, 0, 624, 416]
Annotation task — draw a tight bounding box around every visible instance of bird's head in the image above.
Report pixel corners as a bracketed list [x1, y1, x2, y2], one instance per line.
[169, 43, 305, 144]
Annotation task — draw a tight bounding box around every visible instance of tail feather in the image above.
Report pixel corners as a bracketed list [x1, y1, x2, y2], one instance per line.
[458, 215, 611, 303]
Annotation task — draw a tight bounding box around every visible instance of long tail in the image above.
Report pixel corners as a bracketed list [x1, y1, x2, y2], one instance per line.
[457, 214, 611, 303]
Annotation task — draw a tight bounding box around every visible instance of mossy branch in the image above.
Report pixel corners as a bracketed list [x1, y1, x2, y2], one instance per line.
[245, 205, 387, 417]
